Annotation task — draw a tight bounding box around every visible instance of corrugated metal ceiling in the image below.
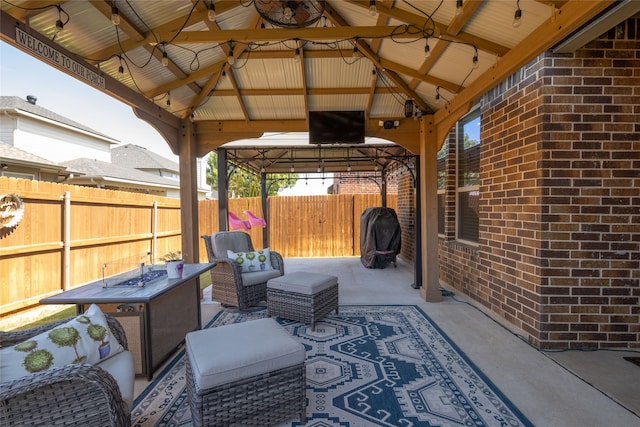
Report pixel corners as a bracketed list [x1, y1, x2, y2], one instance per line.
[0, 0, 622, 171]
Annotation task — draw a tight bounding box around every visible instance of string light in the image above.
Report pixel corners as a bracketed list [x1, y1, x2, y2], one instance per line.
[283, 5, 294, 20]
[19, 0, 490, 118]
[207, 2, 216, 22]
[513, 0, 522, 28]
[404, 99, 414, 118]
[55, 5, 66, 32]
[166, 91, 171, 107]
[228, 43, 235, 65]
[435, 86, 450, 105]
[369, 0, 377, 16]
[294, 48, 300, 61]
[111, 5, 121, 26]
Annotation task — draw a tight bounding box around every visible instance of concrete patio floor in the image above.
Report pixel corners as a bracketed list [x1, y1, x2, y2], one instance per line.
[137, 256, 640, 427]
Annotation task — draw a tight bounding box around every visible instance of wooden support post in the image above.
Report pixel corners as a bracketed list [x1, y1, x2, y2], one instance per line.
[420, 117, 442, 302]
[179, 119, 199, 263]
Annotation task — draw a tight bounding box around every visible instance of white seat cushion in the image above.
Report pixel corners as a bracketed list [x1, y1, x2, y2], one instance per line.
[267, 272, 338, 295]
[242, 269, 282, 286]
[97, 350, 135, 412]
[185, 318, 305, 390]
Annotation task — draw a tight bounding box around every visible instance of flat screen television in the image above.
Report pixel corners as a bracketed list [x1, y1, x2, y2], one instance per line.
[309, 110, 365, 144]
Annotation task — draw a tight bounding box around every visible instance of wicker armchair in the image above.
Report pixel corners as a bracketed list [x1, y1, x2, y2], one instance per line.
[202, 231, 285, 310]
[0, 315, 133, 427]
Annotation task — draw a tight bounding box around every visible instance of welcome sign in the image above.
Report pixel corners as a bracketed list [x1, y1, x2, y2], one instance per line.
[15, 27, 106, 89]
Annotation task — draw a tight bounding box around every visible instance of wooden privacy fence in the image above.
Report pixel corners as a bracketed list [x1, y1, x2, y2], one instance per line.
[1, 177, 182, 316]
[267, 194, 396, 257]
[197, 194, 397, 259]
[1, 176, 397, 316]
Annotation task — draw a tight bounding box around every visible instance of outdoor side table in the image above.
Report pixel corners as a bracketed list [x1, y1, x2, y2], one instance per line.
[267, 271, 339, 330]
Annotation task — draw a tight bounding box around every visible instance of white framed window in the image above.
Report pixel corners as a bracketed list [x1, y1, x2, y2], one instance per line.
[457, 110, 481, 243]
[2, 171, 35, 180]
[436, 142, 447, 236]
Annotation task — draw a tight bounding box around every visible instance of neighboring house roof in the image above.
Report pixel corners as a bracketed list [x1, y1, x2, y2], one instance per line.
[111, 144, 178, 173]
[60, 158, 180, 189]
[0, 140, 69, 173]
[0, 96, 117, 143]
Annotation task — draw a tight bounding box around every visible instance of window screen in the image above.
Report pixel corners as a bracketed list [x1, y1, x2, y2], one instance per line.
[457, 112, 480, 242]
[437, 143, 448, 235]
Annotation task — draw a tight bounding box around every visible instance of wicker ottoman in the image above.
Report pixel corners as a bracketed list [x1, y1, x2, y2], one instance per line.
[185, 318, 306, 427]
[267, 271, 339, 330]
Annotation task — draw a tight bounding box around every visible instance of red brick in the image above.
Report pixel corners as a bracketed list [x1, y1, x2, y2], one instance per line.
[436, 18, 640, 350]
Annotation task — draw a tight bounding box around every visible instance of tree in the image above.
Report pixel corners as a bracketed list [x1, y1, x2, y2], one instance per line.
[206, 151, 297, 197]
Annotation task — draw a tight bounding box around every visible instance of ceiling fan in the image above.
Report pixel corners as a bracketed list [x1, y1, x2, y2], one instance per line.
[254, 0, 325, 28]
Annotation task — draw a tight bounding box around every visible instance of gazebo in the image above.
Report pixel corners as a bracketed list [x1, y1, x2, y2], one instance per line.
[0, 0, 631, 309]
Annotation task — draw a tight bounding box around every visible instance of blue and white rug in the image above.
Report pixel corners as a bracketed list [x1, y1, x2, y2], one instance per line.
[132, 305, 532, 427]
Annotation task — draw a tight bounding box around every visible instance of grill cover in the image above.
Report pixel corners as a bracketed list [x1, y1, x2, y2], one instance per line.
[360, 207, 401, 269]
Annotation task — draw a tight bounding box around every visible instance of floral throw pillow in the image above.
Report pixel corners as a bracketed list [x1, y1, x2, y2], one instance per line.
[0, 304, 124, 383]
[227, 248, 273, 272]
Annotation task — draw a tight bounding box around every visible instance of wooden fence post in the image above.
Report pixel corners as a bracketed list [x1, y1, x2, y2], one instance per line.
[63, 191, 70, 292]
[152, 200, 158, 263]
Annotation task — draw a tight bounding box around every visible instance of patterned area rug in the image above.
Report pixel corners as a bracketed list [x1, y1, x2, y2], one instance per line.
[131, 305, 532, 427]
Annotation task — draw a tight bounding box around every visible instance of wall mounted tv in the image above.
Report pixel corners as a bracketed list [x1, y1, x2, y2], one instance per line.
[309, 110, 365, 144]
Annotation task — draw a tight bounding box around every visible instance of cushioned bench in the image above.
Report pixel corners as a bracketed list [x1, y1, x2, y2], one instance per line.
[267, 271, 339, 330]
[185, 318, 306, 427]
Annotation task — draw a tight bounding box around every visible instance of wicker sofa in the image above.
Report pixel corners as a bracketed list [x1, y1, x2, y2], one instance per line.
[202, 231, 284, 310]
[0, 314, 134, 427]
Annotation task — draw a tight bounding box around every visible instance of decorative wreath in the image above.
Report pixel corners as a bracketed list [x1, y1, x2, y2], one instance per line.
[0, 193, 25, 229]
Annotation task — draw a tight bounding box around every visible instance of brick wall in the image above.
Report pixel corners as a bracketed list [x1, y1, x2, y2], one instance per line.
[332, 171, 398, 194]
[394, 166, 415, 262]
[537, 19, 640, 349]
[439, 17, 640, 350]
[333, 168, 415, 262]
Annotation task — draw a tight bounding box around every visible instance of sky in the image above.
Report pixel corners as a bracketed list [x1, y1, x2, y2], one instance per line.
[0, 42, 332, 195]
[279, 173, 333, 196]
[0, 43, 177, 159]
